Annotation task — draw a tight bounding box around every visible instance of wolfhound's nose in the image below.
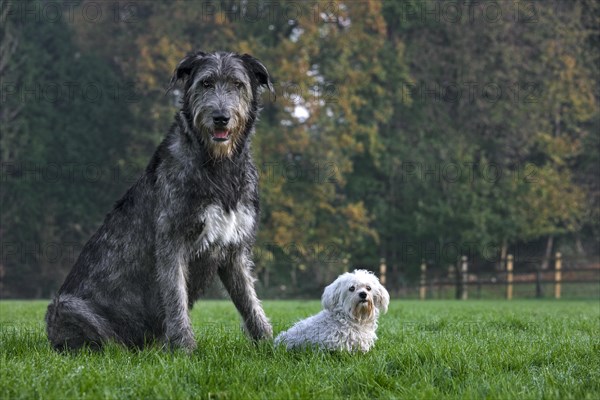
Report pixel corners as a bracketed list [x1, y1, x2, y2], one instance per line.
[213, 112, 230, 127]
[359, 291, 367, 299]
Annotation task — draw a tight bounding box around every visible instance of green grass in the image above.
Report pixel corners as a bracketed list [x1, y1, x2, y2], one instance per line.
[1, 300, 599, 399]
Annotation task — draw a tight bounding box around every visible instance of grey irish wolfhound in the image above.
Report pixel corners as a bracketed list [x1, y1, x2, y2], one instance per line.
[45, 50, 274, 352]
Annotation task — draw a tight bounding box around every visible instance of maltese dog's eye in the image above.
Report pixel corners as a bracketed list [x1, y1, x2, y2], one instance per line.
[349, 286, 355, 292]
[366, 286, 371, 291]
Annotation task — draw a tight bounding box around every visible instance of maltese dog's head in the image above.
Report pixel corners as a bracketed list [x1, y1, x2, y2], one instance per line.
[321, 269, 390, 322]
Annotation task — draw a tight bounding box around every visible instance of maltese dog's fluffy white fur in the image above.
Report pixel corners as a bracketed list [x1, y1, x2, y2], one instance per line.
[275, 269, 390, 352]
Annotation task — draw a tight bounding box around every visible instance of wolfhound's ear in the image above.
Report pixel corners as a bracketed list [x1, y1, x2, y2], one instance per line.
[373, 282, 390, 314]
[322, 279, 343, 311]
[168, 51, 207, 91]
[240, 53, 275, 97]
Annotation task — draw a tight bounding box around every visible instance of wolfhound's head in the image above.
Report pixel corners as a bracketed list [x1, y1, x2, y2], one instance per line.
[169, 50, 274, 159]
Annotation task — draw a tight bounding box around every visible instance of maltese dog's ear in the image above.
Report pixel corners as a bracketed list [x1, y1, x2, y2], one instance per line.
[322, 277, 344, 311]
[373, 281, 390, 314]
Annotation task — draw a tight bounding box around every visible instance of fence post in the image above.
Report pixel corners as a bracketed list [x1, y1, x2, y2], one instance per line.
[506, 254, 513, 300]
[419, 261, 427, 300]
[461, 255, 468, 300]
[554, 252, 562, 299]
[379, 258, 386, 286]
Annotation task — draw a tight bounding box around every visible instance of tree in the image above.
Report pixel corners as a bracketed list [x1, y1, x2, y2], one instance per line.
[1, 0, 133, 297]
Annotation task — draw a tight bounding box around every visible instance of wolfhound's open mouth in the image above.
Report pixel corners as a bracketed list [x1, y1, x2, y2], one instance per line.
[212, 129, 230, 142]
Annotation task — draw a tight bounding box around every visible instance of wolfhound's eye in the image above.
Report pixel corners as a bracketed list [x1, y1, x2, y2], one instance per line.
[233, 80, 243, 89]
[349, 286, 355, 292]
[202, 80, 213, 88]
[366, 286, 371, 291]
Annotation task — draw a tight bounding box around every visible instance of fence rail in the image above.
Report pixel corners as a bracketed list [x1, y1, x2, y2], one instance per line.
[378, 253, 600, 300]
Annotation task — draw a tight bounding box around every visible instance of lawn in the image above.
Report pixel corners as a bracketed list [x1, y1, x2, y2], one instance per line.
[1, 300, 598, 399]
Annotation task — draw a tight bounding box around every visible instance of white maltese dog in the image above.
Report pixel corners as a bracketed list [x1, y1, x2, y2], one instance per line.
[275, 269, 390, 352]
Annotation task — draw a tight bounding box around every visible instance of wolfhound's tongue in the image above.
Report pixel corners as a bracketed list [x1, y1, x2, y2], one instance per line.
[213, 130, 229, 139]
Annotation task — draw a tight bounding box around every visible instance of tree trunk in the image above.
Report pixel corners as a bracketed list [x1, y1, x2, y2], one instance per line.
[540, 235, 554, 270]
[454, 261, 461, 300]
[536, 269, 543, 298]
[536, 235, 554, 298]
[575, 234, 586, 257]
[497, 238, 507, 271]
[263, 267, 270, 290]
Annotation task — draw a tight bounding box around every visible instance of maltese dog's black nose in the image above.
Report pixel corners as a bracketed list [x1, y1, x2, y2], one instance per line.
[359, 292, 367, 299]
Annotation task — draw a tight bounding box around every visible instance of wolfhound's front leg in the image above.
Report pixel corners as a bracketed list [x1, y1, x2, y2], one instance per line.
[155, 239, 196, 351]
[218, 250, 272, 340]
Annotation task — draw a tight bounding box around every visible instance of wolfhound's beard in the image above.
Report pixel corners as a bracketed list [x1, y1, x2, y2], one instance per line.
[196, 125, 244, 159]
[352, 300, 374, 321]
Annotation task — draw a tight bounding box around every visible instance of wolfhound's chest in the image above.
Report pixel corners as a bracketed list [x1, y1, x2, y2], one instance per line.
[192, 204, 255, 252]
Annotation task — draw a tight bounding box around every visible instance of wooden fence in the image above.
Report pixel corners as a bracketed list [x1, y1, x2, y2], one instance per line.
[378, 253, 600, 300]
